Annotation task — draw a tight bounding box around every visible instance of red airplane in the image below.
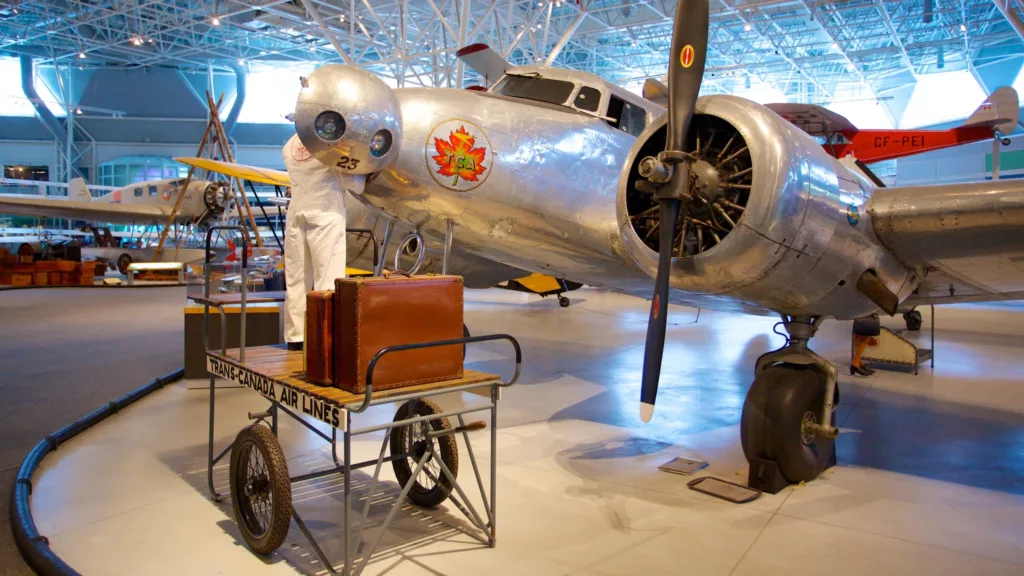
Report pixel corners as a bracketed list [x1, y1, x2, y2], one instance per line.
[765, 87, 1020, 163]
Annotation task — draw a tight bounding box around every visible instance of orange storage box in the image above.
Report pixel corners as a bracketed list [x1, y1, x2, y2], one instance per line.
[35, 261, 61, 272]
[12, 273, 31, 287]
[33, 272, 49, 286]
[48, 272, 62, 285]
[55, 260, 78, 272]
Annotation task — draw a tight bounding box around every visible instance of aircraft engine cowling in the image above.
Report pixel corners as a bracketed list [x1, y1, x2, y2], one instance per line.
[294, 65, 402, 175]
[616, 95, 914, 319]
[202, 181, 231, 216]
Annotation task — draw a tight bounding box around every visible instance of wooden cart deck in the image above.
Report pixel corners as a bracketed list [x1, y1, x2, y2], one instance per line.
[206, 344, 500, 412]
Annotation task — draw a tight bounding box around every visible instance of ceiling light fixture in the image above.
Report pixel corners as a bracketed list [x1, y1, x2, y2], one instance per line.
[211, 16, 221, 26]
[831, 42, 838, 49]
[78, 52, 86, 58]
[960, 23, 967, 32]
[744, 24, 751, 31]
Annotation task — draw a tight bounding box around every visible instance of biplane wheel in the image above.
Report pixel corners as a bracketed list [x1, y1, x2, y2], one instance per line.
[229, 424, 292, 555]
[17, 243, 33, 258]
[116, 253, 132, 276]
[558, 295, 570, 308]
[903, 310, 923, 332]
[740, 365, 835, 484]
[390, 399, 458, 508]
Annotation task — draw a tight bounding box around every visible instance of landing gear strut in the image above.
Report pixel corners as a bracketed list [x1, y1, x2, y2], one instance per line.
[741, 315, 838, 493]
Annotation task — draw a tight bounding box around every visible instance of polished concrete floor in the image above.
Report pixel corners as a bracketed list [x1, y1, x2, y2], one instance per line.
[0, 286, 187, 576]
[23, 288, 1024, 575]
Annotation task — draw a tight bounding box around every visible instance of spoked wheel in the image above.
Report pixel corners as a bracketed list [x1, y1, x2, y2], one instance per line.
[229, 424, 292, 554]
[116, 253, 132, 276]
[740, 365, 835, 483]
[390, 399, 459, 508]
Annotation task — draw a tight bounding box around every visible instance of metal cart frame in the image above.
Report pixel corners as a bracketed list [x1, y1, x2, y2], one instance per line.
[198, 225, 522, 575]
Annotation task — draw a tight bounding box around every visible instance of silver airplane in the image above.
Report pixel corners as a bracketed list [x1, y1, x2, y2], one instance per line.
[183, 0, 1024, 490]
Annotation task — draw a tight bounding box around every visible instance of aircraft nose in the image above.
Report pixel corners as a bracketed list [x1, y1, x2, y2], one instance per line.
[294, 65, 402, 175]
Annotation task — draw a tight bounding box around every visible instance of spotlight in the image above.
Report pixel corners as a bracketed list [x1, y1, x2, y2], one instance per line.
[78, 52, 86, 58]
[831, 42, 838, 49]
[744, 24, 751, 31]
[339, 14, 346, 22]
[960, 24, 967, 32]
[238, 58, 245, 65]
[211, 16, 221, 26]
[75, 108, 82, 115]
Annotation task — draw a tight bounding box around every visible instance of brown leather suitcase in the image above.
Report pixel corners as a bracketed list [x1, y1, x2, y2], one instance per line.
[334, 275, 464, 393]
[303, 290, 335, 385]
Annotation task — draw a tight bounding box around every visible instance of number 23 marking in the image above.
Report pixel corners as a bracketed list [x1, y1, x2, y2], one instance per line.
[336, 156, 360, 171]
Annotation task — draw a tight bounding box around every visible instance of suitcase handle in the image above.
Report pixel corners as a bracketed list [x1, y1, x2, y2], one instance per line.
[351, 334, 523, 413]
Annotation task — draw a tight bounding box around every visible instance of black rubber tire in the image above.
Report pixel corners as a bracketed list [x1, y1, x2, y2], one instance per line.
[17, 243, 33, 258]
[116, 253, 132, 276]
[229, 424, 292, 555]
[740, 365, 835, 484]
[904, 310, 923, 331]
[390, 399, 458, 508]
[558, 295, 570, 308]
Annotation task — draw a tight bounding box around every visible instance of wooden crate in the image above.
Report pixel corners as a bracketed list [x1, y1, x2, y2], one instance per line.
[19, 254, 34, 265]
[0, 271, 12, 285]
[48, 271, 62, 285]
[55, 260, 78, 272]
[12, 274, 31, 287]
[33, 272, 49, 286]
[35, 261, 61, 272]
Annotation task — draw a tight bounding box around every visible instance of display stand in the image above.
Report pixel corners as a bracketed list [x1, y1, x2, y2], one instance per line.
[199, 224, 521, 575]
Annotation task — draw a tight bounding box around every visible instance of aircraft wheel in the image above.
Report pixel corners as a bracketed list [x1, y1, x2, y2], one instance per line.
[558, 295, 570, 308]
[390, 399, 458, 508]
[17, 243, 33, 258]
[903, 310, 923, 332]
[116, 253, 133, 276]
[229, 424, 292, 555]
[740, 365, 835, 484]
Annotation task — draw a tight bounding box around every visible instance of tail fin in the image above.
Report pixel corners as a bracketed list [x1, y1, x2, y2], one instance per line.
[642, 79, 669, 108]
[963, 86, 1019, 133]
[67, 178, 93, 202]
[455, 44, 510, 87]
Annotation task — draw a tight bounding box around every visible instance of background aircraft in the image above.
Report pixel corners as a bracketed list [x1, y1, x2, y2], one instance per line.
[0, 176, 230, 225]
[764, 87, 1019, 163]
[181, 0, 1024, 492]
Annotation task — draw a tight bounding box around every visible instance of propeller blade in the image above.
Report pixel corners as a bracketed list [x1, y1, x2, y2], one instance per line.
[665, 0, 709, 152]
[640, 198, 680, 422]
[637, 0, 709, 422]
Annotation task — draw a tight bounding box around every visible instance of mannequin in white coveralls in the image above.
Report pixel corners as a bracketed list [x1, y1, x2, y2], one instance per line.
[282, 133, 365, 349]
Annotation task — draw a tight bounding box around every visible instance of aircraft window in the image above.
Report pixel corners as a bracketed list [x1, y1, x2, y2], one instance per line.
[149, 185, 158, 196]
[605, 96, 647, 137]
[134, 188, 143, 197]
[491, 74, 575, 105]
[573, 86, 601, 112]
[812, 135, 828, 146]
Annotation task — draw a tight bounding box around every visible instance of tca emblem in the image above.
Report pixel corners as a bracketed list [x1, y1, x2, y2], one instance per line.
[428, 119, 491, 192]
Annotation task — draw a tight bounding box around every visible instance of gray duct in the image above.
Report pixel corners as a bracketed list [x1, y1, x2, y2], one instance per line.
[19, 55, 69, 147]
[223, 61, 246, 137]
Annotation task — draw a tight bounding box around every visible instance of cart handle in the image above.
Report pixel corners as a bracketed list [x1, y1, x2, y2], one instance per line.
[351, 334, 522, 413]
[205, 224, 250, 267]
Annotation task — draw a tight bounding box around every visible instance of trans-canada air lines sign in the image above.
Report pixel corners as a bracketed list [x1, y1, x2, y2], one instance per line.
[207, 356, 344, 429]
[427, 119, 491, 192]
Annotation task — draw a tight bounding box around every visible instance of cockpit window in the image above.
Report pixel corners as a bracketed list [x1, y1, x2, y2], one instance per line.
[491, 74, 575, 105]
[573, 86, 601, 112]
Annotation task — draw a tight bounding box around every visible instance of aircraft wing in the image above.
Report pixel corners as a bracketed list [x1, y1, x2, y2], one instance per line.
[0, 195, 177, 224]
[869, 180, 1024, 306]
[174, 157, 292, 187]
[764, 103, 857, 135]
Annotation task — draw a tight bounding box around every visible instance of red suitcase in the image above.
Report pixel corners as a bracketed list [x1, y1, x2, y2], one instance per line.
[303, 290, 334, 385]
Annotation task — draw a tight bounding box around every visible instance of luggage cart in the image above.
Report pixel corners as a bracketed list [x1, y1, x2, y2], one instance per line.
[199, 226, 522, 575]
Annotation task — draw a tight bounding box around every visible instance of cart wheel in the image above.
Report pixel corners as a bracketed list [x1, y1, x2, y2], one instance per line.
[116, 253, 132, 276]
[390, 399, 459, 508]
[229, 424, 292, 554]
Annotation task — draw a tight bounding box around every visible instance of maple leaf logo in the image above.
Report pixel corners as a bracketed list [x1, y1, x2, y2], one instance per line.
[432, 125, 487, 186]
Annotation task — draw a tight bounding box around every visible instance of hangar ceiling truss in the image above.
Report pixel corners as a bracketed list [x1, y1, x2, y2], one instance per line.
[0, 0, 1023, 102]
